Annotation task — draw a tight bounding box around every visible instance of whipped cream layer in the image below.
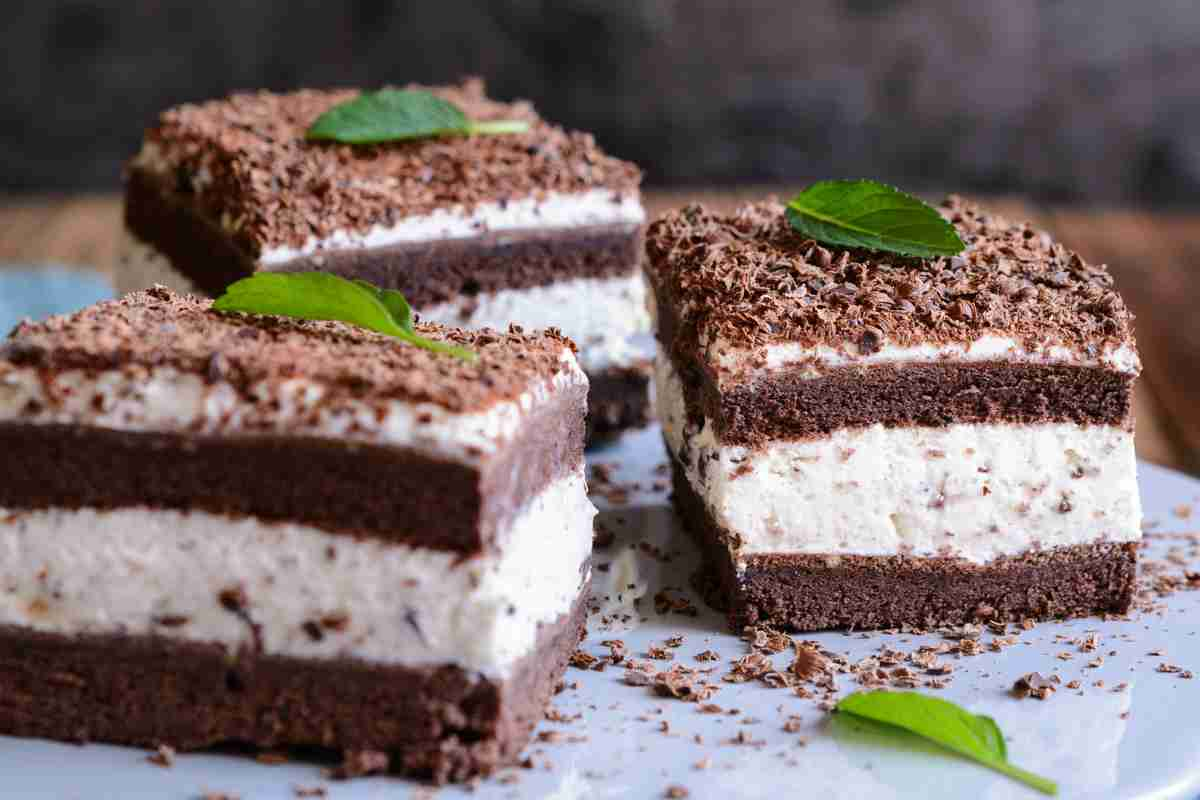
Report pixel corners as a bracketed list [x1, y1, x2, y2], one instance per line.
[0, 467, 594, 677]
[658, 356, 1141, 565]
[418, 274, 652, 373]
[704, 333, 1141, 383]
[259, 189, 644, 266]
[0, 347, 585, 465]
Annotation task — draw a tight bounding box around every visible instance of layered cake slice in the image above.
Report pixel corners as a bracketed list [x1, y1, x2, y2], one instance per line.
[124, 78, 652, 440]
[647, 199, 1142, 631]
[0, 287, 593, 782]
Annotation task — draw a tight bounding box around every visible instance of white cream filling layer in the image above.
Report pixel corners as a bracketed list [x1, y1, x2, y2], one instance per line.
[417, 274, 652, 372]
[0, 467, 594, 677]
[259, 189, 645, 266]
[706, 333, 1141, 381]
[657, 356, 1141, 566]
[0, 348, 585, 466]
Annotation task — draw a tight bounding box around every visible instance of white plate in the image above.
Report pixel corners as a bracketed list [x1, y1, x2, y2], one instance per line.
[6, 425, 1200, 799]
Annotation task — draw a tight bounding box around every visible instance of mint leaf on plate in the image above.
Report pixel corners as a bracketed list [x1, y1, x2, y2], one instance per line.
[836, 690, 1056, 795]
[213, 272, 475, 361]
[786, 180, 965, 258]
[306, 89, 529, 144]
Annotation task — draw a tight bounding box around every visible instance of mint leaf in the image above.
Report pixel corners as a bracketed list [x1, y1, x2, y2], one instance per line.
[836, 691, 1056, 795]
[786, 180, 965, 258]
[353, 280, 414, 333]
[306, 89, 529, 144]
[213, 272, 474, 361]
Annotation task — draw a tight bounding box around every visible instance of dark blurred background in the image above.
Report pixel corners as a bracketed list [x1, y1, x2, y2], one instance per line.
[3, 0, 1199, 204]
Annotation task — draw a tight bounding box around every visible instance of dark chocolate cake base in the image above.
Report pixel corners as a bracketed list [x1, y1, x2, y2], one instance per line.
[585, 363, 654, 444]
[0, 587, 588, 784]
[671, 460, 1137, 631]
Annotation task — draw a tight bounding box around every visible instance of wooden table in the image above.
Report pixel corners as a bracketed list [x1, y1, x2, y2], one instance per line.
[1, 191, 1195, 475]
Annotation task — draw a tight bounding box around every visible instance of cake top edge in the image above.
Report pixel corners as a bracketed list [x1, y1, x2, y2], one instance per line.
[129, 77, 644, 254]
[1, 286, 582, 414]
[645, 196, 1138, 368]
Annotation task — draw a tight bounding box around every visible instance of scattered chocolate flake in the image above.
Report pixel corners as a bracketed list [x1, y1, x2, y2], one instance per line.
[724, 653, 772, 684]
[1174, 504, 1193, 520]
[600, 639, 627, 665]
[147, 744, 176, 768]
[1012, 672, 1056, 700]
[293, 787, 328, 798]
[789, 644, 831, 682]
[544, 708, 582, 723]
[941, 623, 982, 640]
[655, 664, 720, 702]
[654, 589, 698, 616]
[726, 729, 766, 748]
[152, 614, 191, 628]
[744, 625, 792, 654]
[624, 670, 653, 687]
[647, 645, 675, 661]
[664, 785, 690, 798]
[570, 650, 599, 670]
[1157, 663, 1185, 674]
[782, 716, 804, 733]
[695, 649, 720, 662]
[664, 635, 686, 648]
[957, 638, 982, 656]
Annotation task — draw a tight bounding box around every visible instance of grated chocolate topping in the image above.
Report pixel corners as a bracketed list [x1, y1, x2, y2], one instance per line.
[645, 197, 1136, 366]
[131, 78, 643, 256]
[2, 287, 578, 414]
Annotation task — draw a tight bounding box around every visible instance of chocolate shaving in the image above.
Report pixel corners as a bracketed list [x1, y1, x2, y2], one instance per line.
[1012, 672, 1056, 700]
[646, 198, 1135, 367]
[4, 287, 579, 415]
[135, 78, 642, 255]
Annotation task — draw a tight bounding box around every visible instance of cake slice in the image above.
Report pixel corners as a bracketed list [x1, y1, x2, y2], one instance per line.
[0, 287, 593, 782]
[124, 78, 652, 441]
[646, 199, 1142, 631]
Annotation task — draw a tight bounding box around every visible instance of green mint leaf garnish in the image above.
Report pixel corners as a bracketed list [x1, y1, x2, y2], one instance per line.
[305, 89, 530, 144]
[786, 179, 965, 258]
[213, 272, 475, 361]
[836, 691, 1057, 795]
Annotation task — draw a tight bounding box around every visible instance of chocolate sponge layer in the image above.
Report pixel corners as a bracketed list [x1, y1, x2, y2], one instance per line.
[0, 587, 588, 784]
